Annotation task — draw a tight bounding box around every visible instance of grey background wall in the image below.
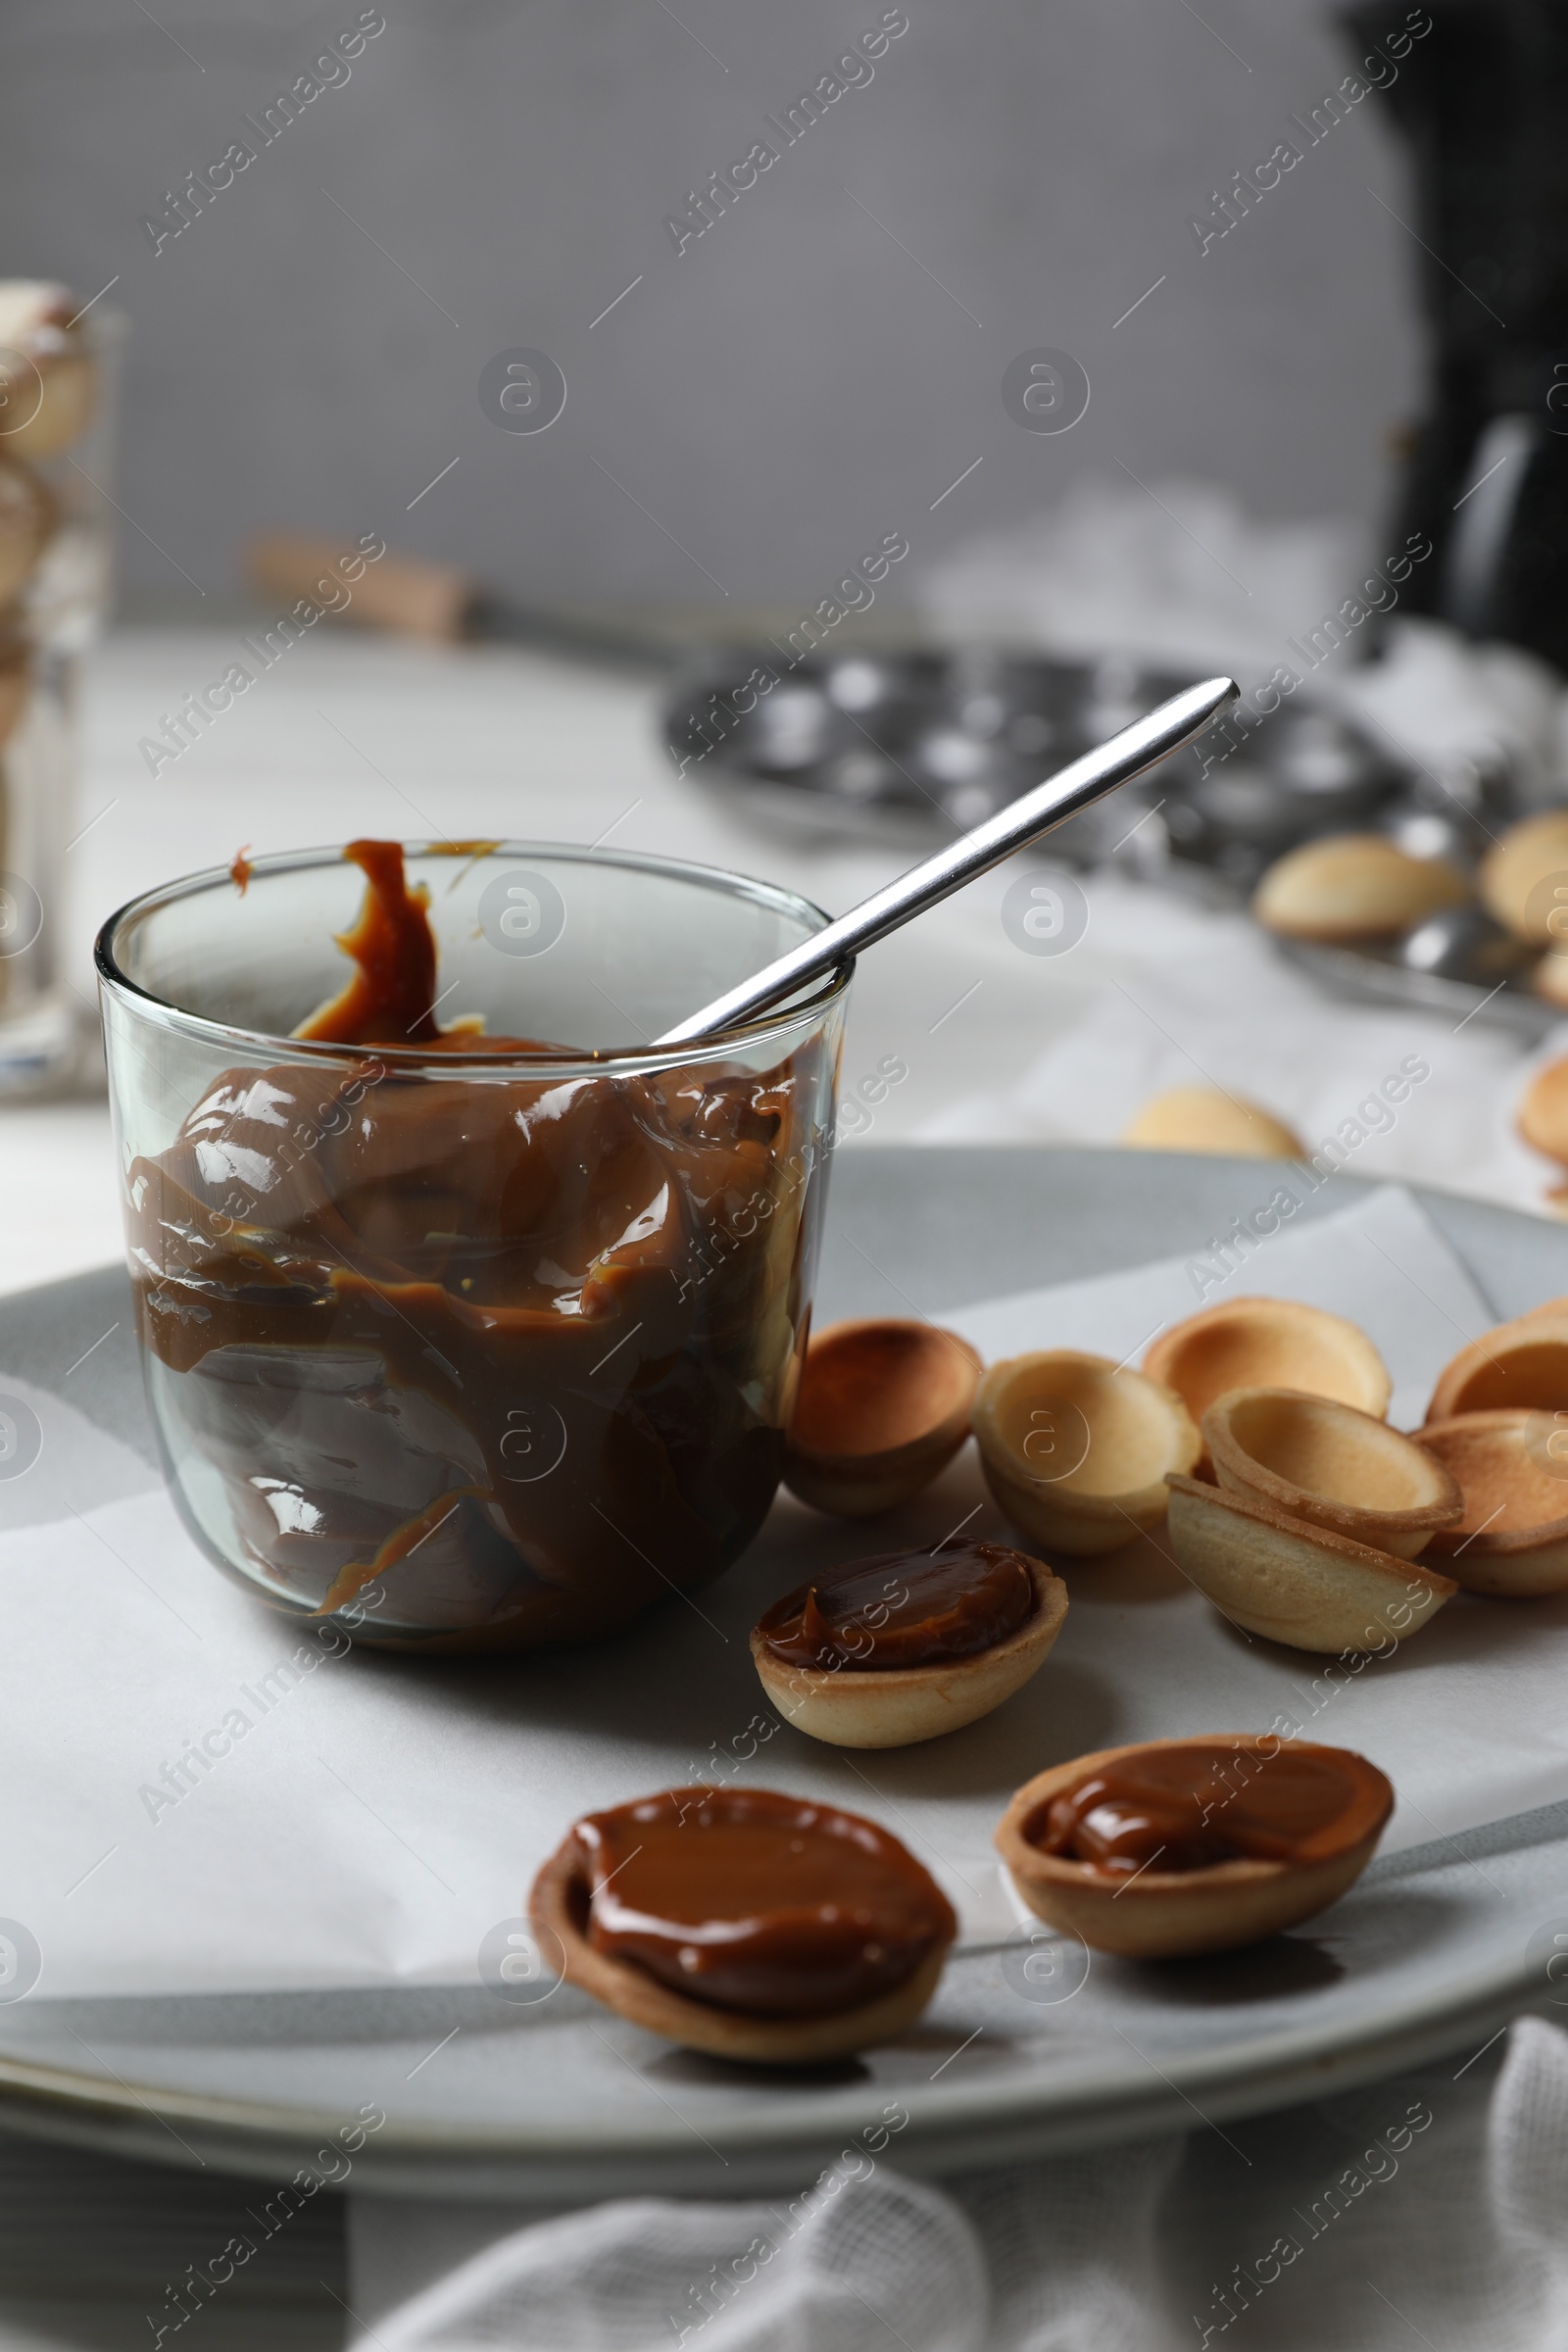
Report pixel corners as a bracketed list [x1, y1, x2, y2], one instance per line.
[1, 0, 1423, 614]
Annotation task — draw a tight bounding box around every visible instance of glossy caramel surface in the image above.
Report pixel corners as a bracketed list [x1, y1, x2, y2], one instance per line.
[572, 1786, 956, 2016]
[1029, 1740, 1390, 1881]
[759, 1540, 1036, 1671]
[127, 842, 831, 1647]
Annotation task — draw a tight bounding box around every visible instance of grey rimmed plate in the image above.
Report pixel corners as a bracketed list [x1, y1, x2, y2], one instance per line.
[3, 1147, 1568, 2201]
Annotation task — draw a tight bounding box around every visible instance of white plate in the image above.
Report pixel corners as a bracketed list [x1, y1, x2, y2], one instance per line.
[4, 1148, 1568, 2199]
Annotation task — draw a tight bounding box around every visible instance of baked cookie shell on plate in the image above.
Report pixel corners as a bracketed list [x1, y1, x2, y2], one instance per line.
[529, 1834, 954, 2065]
[782, 1317, 982, 1517]
[997, 1734, 1394, 1958]
[751, 1553, 1068, 1748]
[1419, 1410, 1568, 1595]
[1165, 1473, 1456, 1652]
[973, 1349, 1200, 1555]
[1204, 1386, 1461, 1561]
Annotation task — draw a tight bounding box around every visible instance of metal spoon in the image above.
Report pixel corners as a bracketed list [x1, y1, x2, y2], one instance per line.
[655, 674, 1239, 1046]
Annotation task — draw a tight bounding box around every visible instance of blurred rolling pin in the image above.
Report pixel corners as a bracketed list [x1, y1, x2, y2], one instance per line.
[245, 534, 675, 668]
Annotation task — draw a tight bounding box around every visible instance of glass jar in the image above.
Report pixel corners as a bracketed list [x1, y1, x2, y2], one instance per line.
[97, 843, 848, 1651]
[1, 296, 124, 1095]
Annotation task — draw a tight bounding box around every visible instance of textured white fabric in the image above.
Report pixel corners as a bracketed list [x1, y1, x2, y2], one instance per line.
[349, 2016, 1568, 2352]
[1490, 2014, 1568, 2348]
[354, 2169, 987, 2352]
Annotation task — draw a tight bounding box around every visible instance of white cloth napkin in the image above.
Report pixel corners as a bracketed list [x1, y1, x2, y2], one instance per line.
[344, 2013, 1568, 2352]
[917, 474, 1360, 684]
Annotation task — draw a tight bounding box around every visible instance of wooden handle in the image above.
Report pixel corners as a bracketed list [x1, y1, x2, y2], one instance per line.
[244, 534, 474, 641]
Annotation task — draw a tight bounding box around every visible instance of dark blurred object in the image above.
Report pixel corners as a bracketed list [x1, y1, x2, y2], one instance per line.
[662, 648, 1404, 887]
[666, 649, 1115, 840]
[665, 649, 1166, 847]
[665, 644, 1568, 1036]
[1341, 1, 1568, 670]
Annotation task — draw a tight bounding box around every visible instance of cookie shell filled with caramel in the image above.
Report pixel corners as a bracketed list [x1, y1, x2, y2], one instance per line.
[997, 1735, 1394, 1957]
[782, 1318, 982, 1517]
[530, 1786, 957, 2063]
[1418, 1411, 1568, 1595]
[972, 1349, 1200, 1554]
[751, 1540, 1068, 1747]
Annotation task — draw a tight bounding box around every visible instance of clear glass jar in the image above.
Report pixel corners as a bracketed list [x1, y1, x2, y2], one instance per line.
[1, 299, 125, 1095]
[97, 843, 848, 1652]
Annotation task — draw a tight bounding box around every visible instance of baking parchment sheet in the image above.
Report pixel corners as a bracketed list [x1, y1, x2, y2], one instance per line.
[6, 1184, 1566, 1998]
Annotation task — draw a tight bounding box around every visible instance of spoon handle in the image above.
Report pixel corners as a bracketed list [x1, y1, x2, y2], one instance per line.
[654, 673, 1238, 1048]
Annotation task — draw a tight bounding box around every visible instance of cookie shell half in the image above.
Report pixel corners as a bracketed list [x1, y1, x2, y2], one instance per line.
[529, 1836, 953, 2064]
[996, 1734, 1393, 1958]
[1165, 1474, 1456, 1652]
[751, 1553, 1068, 1748]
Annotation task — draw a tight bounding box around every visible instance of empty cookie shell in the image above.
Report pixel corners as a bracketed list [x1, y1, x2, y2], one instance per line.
[0, 282, 98, 462]
[1426, 1309, 1568, 1421]
[1205, 1387, 1462, 1560]
[1120, 1087, 1305, 1160]
[1532, 951, 1568, 1011]
[529, 1786, 956, 2064]
[997, 1735, 1394, 1958]
[973, 1349, 1200, 1555]
[782, 1318, 982, 1517]
[1253, 834, 1468, 942]
[752, 1544, 1069, 1747]
[1165, 1474, 1456, 1652]
[1518, 1060, 1568, 1169]
[1479, 811, 1568, 945]
[1144, 1297, 1391, 1436]
[1418, 1412, 1568, 1595]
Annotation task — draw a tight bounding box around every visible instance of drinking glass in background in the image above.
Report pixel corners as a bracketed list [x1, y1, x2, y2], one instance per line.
[0, 282, 124, 1097]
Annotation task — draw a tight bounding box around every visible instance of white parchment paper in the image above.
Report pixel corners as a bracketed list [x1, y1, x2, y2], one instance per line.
[6, 1185, 1568, 1998]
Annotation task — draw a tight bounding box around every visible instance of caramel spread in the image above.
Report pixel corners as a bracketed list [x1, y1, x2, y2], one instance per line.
[1030, 1740, 1389, 1879]
[294, 837, 447, 1047]
[759, 1539, 1035, 1671]
[127, 841, 831, 1649]
[571, 1787, 956, 2015]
